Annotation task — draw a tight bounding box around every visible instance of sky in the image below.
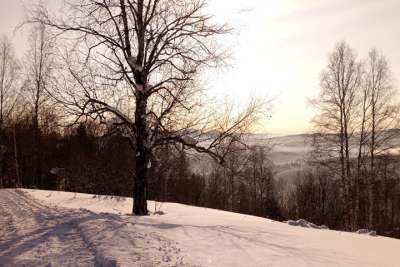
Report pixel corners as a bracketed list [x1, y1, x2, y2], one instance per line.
[1, 0, 400, 135]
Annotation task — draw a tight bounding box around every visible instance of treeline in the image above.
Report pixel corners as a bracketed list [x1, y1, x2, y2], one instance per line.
[298, 42, 400, 237]
[285, 161, 400, 238]
[1, 108, 399, 238]
[0, 118, 281, 219]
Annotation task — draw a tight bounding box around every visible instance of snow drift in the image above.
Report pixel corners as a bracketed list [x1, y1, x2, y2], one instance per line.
[2, 189, 399, 266]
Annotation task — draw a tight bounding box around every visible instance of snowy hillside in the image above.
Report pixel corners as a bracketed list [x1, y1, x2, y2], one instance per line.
[1, 189, 399, 266]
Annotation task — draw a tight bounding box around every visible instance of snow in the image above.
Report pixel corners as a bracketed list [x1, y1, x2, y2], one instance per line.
[369, 231, 377, 237]
[1, 189, 400, 266]
[286, 219, 329, 230]
[49, 167, 64, 176]
[0, 190, 95, 266]
[356, 229, 377, 237]
[127, 56, 143, 72]
[0, 189, 183, 266]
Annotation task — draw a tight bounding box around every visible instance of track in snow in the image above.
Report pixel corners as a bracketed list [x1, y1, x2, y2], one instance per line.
[0, 189, 96, 266]
[0, 189, 188, 267]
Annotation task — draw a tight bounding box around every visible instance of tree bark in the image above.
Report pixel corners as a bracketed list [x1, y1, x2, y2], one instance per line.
[369, 80, 376, 229]
[133, 93, 149, 215]
[13, 124, 20, 187]
[33, 104, 42, 187]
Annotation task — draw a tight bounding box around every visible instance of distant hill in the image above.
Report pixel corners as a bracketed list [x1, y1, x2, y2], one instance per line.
[190, 130, 400, 182]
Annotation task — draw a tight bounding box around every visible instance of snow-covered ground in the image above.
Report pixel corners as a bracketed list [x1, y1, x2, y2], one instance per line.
[1, 189, 400, 266]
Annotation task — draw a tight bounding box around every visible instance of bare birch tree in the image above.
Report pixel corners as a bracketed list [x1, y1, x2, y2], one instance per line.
[0, 36, 20, 188]
[311, 41, 362, 229]
[363, 48, 398, 228]
[311, 42, 400, 230]
[23, 23, 55, 187]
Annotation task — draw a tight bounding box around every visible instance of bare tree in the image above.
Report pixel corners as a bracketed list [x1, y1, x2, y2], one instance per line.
[23, 23, 55, 187]
[310, 42, 400, 231]
[354, 66, 370, 228]
[218, 142, 248, 212]
[311, 41, 362, 229]
[0, 36, 20, 188]
[363, 48, 398, 228]
[245, 145, 274, 216]
[29, 0, 262, 215]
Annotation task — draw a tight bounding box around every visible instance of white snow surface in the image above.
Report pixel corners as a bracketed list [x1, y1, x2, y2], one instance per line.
[1, 189, 399, 266]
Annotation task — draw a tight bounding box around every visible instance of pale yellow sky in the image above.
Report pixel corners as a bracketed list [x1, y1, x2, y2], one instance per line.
[1, 0, 400, 134]
[206, 0, 400, 134]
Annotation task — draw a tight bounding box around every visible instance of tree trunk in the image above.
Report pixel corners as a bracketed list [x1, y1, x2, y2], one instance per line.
[369, 93, 376, 229]
[0, 45, 5, 189]
[339, 103, 349, 228]
[383, 160, 388, 226]
[13, 124, 20, 187]
[33, 111, 42, 188]
[133, 93, 148, 215]
[355, 89, 367, 230]
[230, 173, 235, 212]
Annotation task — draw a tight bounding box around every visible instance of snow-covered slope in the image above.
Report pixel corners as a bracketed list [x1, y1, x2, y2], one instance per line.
[13, 189, 399, 267]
